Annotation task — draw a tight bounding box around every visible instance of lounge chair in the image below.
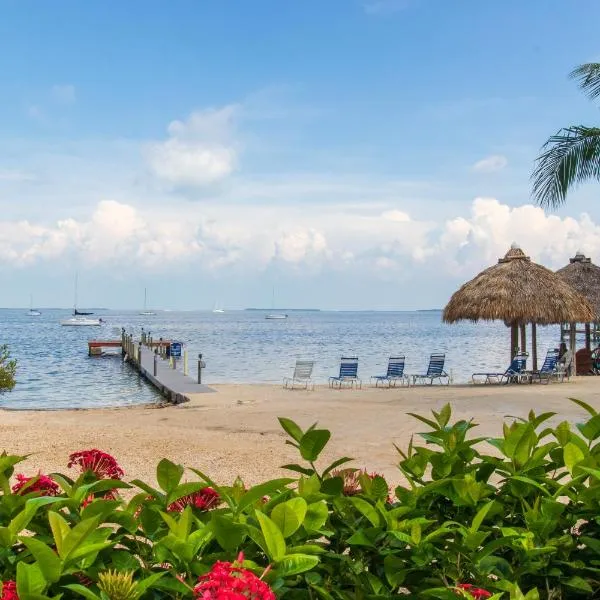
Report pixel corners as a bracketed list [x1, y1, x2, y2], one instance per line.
[411, 353, 450, 385]
[283, 359, 315, 390]
[371, 356, 409, 387]
[530, 349, 562, 384]
[472, 352, 528, 384]
[329, 357, 361, 389]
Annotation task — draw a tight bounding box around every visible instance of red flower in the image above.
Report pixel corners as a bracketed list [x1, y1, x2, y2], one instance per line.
[68, 449, 124, 480]
[12, 473, 59, 497]
[193, 553, 274, 600]
[168, 487, 220, 512]
[456, 583, 492, 599]
[1, 581, 18, 600]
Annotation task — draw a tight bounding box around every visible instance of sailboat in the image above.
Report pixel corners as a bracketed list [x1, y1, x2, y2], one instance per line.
[265, 287, 288, 320]
[139, 288, 156, 316]
[212, 301, 225, 314]
[27, 294, 41, 317]
[61, 274, 101, 326]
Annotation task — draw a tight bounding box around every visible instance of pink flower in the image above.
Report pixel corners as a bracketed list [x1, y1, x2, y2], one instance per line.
[168, 488, 220, 512]
[1, 581, 18, 600]
[193, 553, 274, 600]
[330, 468, 392, 501]
[12, 473, 59, 497]
[68, 449, 124, 480]
[456, 583, 492, 600]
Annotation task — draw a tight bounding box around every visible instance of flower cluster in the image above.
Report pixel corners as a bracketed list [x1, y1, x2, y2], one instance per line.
[168, 487, 220, 512]
[67, 449, 124, 480]
[0, 581, 18, 600]
[330, 468, 392, 501]
[193, 553, 275, 600]
[455, 583, 492, 599]
[11, 473, 59, 497]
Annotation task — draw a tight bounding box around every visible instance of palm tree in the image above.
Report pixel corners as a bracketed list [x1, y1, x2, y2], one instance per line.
[532, 63, 600, 208]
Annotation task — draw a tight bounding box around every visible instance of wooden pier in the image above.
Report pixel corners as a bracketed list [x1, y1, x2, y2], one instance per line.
[88, 329, 214, 403]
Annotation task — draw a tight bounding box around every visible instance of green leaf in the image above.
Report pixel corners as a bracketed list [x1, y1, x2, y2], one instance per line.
[564, 576, 593, 594]
[20, 538, 61, 583]
[278, 417, 304, 442]
[213, 515, 247, 551]
[563, 442, 586, 474]
[438, 404, 451, 428]
[304, 501, 328, 532]
[271, 497, 307, 537]
[136, 572, 166, 597]
[16, 562, 46, 598]
[281, 464, 314, 476]
[577, 413, 600, 441]
[320, 477, 343, 496]
[63, 584, 102, 600]
[569, 397, 598, 416]
[470, 501, 494, 533]
[61, 515, 103, 561]
[300, 429, 331, 461]
[156, 458, 184, 493]
[255, 510, 286, 561]
[322, 457, 353, 477]
[237, 478, 294, 512]
[48, 511, 70, 557]
[348, 497, 380, 527]
[407, 412, 439, 429]
[275, 554, 319, 576]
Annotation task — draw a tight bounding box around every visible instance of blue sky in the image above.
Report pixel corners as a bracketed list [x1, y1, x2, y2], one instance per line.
[2, 0, 600, 310]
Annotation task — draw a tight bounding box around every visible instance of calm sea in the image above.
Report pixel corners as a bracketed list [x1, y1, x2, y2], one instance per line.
[0, 309, 563, 410]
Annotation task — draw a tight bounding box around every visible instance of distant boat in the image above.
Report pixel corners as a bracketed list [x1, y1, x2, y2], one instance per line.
[27, 294, 41, 317]
[61, 317, 102, 327]
[139, 288, 156, 316]
[71, 273, 94, 316]
[265, 287, 287, 320]
[213, 301, 225, 314]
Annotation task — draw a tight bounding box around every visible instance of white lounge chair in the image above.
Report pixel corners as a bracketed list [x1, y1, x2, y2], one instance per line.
[283, 360, 315, 390]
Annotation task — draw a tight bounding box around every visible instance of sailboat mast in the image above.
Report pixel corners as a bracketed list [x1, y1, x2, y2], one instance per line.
[74, 273, 78, 312]
[144, 288, 147, 311]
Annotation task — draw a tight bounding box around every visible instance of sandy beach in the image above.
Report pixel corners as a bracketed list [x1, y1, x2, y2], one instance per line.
[1, 380, 599, 488]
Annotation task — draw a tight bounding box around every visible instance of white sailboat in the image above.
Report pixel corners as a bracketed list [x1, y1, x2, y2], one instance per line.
[27, 294, 41, 317]
[61, 274, 101, 326]
[265, 287, 288, 320]
[212, 300, 225, 314]
[139, 288, 156, 316]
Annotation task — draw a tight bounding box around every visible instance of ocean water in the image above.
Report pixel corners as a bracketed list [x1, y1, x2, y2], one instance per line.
[0, 308, 565, 410]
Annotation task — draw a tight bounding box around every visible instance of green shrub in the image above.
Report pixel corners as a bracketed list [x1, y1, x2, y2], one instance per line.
[0, 400, 599, 599]
[0, 345, 16, 392]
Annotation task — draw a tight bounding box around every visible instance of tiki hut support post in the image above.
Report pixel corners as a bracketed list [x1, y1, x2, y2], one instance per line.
[585, 323, 591, 350]
[531, 323, 538, 371]
[519, 323, 526, 354]
[510, 324, 519, 359]
[570, 323, 577, 374]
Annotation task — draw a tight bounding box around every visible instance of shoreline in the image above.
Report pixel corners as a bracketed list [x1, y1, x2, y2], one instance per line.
[1, 380, 599, 487]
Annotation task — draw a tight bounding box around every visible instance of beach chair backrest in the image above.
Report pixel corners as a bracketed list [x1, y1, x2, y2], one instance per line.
[386, 356, 405, 377]
[426, 353, 445, 376]
[540, 350, 558, 373]
[339, 357, 358, 379]
[293, 360, 314, 380]
[508, 353, 527, 374]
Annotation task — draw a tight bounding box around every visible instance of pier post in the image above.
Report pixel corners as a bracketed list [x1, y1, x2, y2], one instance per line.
[154, 350, 158, 376]
[147, 332, 151, 348]
[138, 341, 142, 367]
[159, 338, 164, 358]
[183, 350, 188, 376]
[141, 328, 146, 344]
[197, 353, 205, 384]
[121, 328, 126, 356]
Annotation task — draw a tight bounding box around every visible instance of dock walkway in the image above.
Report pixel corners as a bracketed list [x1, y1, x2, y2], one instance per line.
[89, 330, 214, 404]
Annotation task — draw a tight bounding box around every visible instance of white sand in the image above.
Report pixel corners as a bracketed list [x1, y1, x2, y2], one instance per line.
[1, 379, 599, 487]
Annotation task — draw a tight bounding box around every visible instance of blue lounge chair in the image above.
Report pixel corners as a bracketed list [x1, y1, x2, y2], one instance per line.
[283, 359, 315, 390]
[411, 353, 449, 385]
[530, 349, 562, 384]
[329, 356, 361, 389]
[472, 352, 528, 384]
[371, 356, 409, 387]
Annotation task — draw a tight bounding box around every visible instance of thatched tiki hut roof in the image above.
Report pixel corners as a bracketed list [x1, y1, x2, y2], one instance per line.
[443, 244, 595, 370]
[443, 245, 594, 325]
[555, 251, 600, 319]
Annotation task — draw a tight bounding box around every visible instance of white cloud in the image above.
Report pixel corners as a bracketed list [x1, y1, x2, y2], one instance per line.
[472, 154, 508, 173]
[51, 84, 76, 105]
[0, 169, 35, 182]
[145, 106, 239, 187]
[381, 209, 411, 222]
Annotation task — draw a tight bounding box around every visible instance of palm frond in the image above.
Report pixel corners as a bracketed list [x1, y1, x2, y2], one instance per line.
[531, 125, 600, 209]
[570, 63, 600, 100]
